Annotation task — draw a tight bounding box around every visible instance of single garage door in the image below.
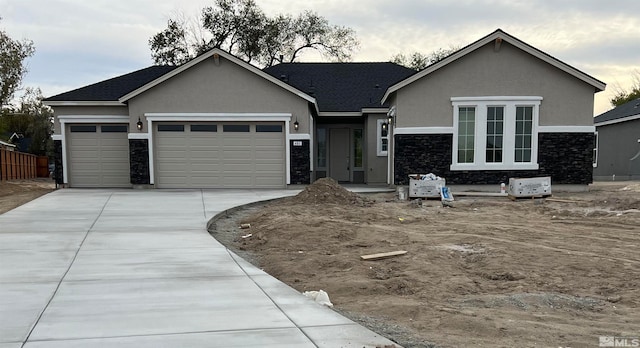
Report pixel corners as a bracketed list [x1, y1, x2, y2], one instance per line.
[66, 124, 130, 188]
[155, 122, 285, 188]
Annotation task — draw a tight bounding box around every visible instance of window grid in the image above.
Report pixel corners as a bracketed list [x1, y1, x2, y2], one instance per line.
[515, 106, 533, 162]
[486, 106, 504, 163]
[353, 129, 363, 168]
[457, 107, 475, 163]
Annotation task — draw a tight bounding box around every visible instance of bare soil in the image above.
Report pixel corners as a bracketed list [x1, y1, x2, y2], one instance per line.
[211, 178, 640, 348]
[0, 179, 55, 215]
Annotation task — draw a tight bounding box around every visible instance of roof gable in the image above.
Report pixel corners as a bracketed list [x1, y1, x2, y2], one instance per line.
[119, 49, 317, 109]
[264, 62, 415, 112]
[594, 97, 640, 126]
[382, 29, 606, 104]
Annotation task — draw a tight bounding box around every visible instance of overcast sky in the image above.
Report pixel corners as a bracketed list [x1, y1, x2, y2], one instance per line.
[2, 0, 639, 115]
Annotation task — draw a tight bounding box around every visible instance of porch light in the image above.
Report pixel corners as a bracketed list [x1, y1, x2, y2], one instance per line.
[136, 117, 143, 131]
[293, 118, 299, 131]
[381, 122, 388, 131]
[387, 114, 394, 126]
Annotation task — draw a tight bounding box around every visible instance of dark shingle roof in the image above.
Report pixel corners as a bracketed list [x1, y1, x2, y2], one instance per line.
[44, 66, 178, 102]
[594, 97, 640, 124]
[264, 62, 416, 112]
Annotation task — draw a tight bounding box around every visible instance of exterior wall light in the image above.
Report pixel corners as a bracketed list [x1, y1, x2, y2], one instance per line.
[381, 122, 388, 131]
[293, 119, 299, 131]
[136, 117, 143, 131]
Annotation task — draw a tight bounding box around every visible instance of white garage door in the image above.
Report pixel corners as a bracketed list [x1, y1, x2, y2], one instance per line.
[67, 124, 130, 188]
[154, 122, 285, 188]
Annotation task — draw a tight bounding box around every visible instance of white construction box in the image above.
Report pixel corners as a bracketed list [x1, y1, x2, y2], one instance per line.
[508, 176, 552, 197]
[408, 174, 445, 198]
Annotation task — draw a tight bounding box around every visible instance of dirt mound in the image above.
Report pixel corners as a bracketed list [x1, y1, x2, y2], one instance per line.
[291, 177, 371, 206]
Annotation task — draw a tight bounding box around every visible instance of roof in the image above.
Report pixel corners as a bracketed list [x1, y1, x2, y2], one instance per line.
[594, 98, 640, 126]
[44, 49, 317, 110]
[382, 29, 607, 104]
[44, 66, 178, 103]
[118, 49, 317, 108]
[264, 62, 416, 113]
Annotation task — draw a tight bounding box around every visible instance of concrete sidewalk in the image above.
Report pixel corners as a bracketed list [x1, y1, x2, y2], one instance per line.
[0, 189, 399, 348]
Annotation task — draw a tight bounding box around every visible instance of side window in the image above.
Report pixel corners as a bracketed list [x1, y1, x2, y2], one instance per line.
[377, 119, 388, 156]
[317, 128, 327, 168]
[593, 131, 598, 167]
[353, 129, 363, 168]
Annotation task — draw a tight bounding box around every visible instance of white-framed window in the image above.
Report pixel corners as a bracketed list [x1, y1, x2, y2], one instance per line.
[593, 131, 598, 167]
[376, 119, 388, 156]
[451, 96, 542, 171]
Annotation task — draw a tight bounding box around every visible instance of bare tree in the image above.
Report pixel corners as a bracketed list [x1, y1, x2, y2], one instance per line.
[391, 46, 460, 71]
[149, 0, 359, 67]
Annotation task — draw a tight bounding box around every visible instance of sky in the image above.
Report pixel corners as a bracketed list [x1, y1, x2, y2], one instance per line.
[1, 0, 639, 116]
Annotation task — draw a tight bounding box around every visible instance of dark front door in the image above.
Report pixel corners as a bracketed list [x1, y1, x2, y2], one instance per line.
[329, 128, 350, 182]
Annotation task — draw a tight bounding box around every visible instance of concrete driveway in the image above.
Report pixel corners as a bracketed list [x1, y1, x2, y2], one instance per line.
[0, 189, 399, 348]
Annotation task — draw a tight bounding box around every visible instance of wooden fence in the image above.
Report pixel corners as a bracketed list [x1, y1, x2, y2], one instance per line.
[0, 148, 42, 181]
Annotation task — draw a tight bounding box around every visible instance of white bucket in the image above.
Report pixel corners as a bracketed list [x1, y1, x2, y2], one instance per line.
[398, 187, 407, 200]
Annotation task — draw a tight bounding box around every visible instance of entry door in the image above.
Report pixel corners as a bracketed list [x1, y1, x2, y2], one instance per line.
[329, 128, 350, 182]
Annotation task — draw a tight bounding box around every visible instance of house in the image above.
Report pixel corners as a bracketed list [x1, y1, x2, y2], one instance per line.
[44, 29, 605, 189]
[0, 140, 16, 151]
[593, 98, 640, 180]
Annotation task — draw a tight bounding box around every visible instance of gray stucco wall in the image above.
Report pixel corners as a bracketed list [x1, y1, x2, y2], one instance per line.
[127, 56, 311, 134]
[365, 114, 388, 184]
[394, 41, 597, 128]
[594, 119, 640, 180]
[52, 106, 129, 133]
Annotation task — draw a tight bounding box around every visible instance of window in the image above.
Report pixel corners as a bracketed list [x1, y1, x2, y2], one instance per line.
[514, 106, 533, 162]
[157, 124, 184, 132]
[256, 125, 282, 132]
[451, 97, 541, 170]
[69, 125, 96, 132]
[317, 128, 327, 168]
[223, 125, 250, 132]
[101, 125, 127, 133]
[593, 131, 598, 167]
[353, 129, 363, 168]
[191, 124, 217, 132]
[376, 119, 388, 156]
[485, 107, 504, 163]
[457, 107, 475, 163]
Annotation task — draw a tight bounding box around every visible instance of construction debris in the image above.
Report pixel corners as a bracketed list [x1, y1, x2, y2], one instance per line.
[303, 290, 334, 307]
[361, 250, 408, 261]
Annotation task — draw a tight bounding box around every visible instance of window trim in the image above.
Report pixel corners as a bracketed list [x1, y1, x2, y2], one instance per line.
[451, 97, 541, 171]
[593, 131, 598, 168]
[376, 119, 388, 156]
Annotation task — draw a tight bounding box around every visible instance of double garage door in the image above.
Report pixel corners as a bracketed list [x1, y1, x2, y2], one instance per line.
[66, 124, 130, 188]
[154, 122, 286, 188]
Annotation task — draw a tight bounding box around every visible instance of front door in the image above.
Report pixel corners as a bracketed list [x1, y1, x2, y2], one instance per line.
[329, 128, 350, 182]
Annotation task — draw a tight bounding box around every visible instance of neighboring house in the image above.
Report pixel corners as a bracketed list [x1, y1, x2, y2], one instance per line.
[0, 140, 16, 151]
[593, 98, 640, 180]
[44, 29, 605, 189]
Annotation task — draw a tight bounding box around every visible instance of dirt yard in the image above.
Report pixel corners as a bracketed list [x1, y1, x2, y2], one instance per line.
[0, 179, 55, 215]
[212, 179, 640, 348]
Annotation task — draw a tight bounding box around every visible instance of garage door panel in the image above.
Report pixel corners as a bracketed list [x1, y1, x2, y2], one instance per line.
[67, 123, 130, 188]
[155, 122, 285, 188]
